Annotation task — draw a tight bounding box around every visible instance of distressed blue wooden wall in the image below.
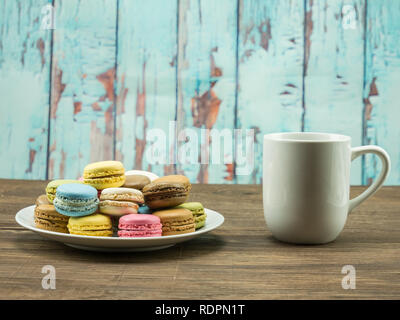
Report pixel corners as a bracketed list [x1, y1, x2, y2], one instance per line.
[0, 0, 399, 185]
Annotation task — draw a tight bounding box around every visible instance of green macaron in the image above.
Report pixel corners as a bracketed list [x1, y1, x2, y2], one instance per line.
[175, 202, 206, 230]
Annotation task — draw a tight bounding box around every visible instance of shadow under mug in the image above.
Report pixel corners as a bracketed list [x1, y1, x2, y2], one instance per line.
[263, 132, 390, 244]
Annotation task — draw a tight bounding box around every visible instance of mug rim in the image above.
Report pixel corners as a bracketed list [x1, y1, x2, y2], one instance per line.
[264, 132, 351, 143]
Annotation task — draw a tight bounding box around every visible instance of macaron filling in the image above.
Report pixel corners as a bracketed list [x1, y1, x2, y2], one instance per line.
[99, 200, 139, 216]
[54, 195, 99, 206]
[84, 171, 124, 179]
[118, 222, 162, 231]
[84, 174, 125, 186]
[54, 197, 99, 215]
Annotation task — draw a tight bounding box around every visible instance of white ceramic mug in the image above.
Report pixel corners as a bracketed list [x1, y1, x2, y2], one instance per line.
[263, 132, 390, 244]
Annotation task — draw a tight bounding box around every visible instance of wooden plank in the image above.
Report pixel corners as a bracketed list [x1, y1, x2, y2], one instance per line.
[48, 0, 117, 179]
[177, 0, 237, 183]
[1, 179, 400, 299]
[304, 0, 365, 185]
[363, 0, 400, 185]
[115, 0, 177, 177]
[0, 0, 52, 179]
[236, 0, 304, 184]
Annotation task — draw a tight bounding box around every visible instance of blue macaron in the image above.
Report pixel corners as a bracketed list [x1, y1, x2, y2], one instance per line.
[54, 183, 99, 217]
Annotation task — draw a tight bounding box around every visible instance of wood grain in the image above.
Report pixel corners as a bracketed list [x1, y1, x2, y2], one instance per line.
[236, 0, 305, 184]
[363, 0, 400, 185]
[115, 0, 178, 177]
[0, 0, 51, 179]
[1, 179, 399, 299]
[176, 0, 237, 183]
[48, 0, 117, 179]
[304, 0, 365, 185]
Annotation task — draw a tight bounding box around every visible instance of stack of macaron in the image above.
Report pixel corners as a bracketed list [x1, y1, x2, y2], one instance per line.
[34, 160, 207, 238]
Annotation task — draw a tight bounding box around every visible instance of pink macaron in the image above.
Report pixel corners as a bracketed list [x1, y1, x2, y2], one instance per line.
[118, 214, 162, 237]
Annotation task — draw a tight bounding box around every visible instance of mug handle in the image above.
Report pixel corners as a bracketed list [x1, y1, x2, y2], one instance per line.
[348, 145, 391, 213]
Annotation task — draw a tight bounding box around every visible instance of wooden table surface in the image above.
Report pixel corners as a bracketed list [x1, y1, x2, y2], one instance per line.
[0, 180, 399, 300]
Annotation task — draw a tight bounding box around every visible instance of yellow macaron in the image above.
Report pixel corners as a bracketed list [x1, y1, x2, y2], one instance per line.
[67, 213, 113, 237]
[83, 161, 126, 190]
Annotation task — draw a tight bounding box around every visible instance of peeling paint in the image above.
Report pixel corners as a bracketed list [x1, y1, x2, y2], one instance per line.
[363, 0, 400, 185]
[97, 67, 115, 102]
[363, 99, 373, 121]
[25, 149, 36, 173]
[191, 89, 221, 129]
[363, 77, 378, 121]
[36, 38, 45, 68]
[91, 102, 102, 111]
[21, 39, 27, 65]
[73, 101, 82, 115]
[258, 19, 272, 51]
[169, 55, 176, 67]
[240, 49, 255, 62]
[197, 164, 209, 184]
[134, 63, 147, 170]
[305, 0, 314, 76]
[51, 64, 66, 119]
[224, 163, 234, 181]
[105, 105, 113, 135]
[368, 77, 379, 96]
[3, 0, 400, 185]
[116, 74, 128, 115]
[242, 23, 254, 46]
[115, 74, 128, 163]
[0, 0, 51, 179]
[90, 121, 113, 164]
[59, 150, 66, 178]
[210, 60, 222, 78]
[48, 158, 54, 179]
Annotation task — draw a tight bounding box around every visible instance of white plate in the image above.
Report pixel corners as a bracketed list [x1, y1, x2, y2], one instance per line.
[15, 206, 224, 252]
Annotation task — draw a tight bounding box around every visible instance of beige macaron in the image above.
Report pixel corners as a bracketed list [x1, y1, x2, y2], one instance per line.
[99, 188, 143, 217]
[153, 208, 195, 236]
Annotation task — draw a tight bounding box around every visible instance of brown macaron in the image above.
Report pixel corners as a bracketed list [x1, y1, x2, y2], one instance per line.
[36, 194, 51, 206]
[153, 208, 195, 236]
[34, 204, 69, 233]
[142, 175, 191, 209]
[123, 174, 151, 191]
